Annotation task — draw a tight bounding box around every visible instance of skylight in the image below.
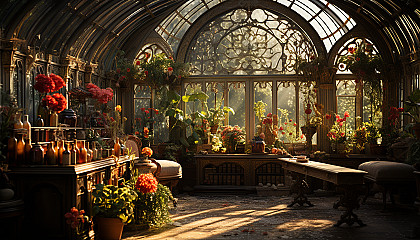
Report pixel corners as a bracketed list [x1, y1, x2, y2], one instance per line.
[156, 0, 355, 54]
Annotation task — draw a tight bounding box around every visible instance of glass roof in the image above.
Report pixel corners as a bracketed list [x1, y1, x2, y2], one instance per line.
[156, 0, 355, 55]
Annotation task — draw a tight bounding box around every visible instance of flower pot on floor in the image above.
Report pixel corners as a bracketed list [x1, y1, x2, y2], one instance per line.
[95, 217, 124, 240]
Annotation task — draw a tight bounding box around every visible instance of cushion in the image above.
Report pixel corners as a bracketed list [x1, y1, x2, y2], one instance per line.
[155, 160, 182, 180]
[358, 161, 415, 182]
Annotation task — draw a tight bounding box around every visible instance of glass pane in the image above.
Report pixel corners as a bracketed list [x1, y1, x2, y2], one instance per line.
[336, 80, 356, 96]
[228, 83, 245, 128]
[337, 96, 356, 131]
[184, 83, 203, 117]
[134, 85, 151, 98]
[254, 82, 272, 127]
[277, 83, 296, 123]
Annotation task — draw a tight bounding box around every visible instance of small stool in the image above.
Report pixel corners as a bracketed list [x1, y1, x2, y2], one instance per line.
[358, 161, 416, 208]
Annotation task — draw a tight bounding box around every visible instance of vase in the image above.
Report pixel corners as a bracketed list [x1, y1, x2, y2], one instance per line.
[252, 141, 265, 153]
[59, 109, 77, 127]
[301, 126, 317, 152]
[95, 217, 124, 240]
[50, 111, 58, 127]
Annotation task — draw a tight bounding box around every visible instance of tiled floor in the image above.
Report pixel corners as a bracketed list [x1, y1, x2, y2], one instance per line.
[123, 192, 420, 240]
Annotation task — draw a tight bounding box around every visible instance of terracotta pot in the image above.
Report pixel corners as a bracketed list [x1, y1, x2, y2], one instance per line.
[95, 217, 124, 240]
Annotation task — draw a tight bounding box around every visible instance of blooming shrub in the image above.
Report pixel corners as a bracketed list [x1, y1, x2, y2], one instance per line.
[141, 147, 153, 157]
[42, 93, 67, 113]
[64, 207, 90, 239]
[86, 83, 114, 104]
[220, 125, 245, 151]
[135, 173, 158, 194]
[34, 73, 66, 93]
[327, 112, 350, 144]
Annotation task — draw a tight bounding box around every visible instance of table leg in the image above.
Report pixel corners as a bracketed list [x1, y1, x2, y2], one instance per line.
[288, 174, 314, 207]
[333, 185, 366, 227]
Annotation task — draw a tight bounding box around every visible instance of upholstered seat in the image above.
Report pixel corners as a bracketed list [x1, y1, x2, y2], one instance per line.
[358, 161, 416, 208]
[126, 135, 182, 191]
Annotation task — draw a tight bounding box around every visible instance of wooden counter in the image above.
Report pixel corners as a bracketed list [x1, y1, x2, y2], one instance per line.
[194, 154, 290, 186]
[10, 156, 132, 240]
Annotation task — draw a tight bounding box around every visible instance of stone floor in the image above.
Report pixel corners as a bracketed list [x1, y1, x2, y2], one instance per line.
[122, 192, 420, 240]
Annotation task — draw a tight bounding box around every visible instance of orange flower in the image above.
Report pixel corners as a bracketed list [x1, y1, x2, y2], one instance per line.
[115, 105, 122, 112]
[141, 147, 153, 157]
[135, 173, 158, 194]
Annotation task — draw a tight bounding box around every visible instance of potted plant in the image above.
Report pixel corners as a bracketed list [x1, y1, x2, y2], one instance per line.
[92, 184, 138, 240]
[404, 89, 420, 139]
[220, 125, 246, 153]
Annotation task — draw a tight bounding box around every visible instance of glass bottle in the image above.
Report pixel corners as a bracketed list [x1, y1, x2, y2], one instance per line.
[62, 143, 71, 165]
[50, 111, 58, 127]
[70, 142, 77, 165]
[45, 142, 57, 165]
[97, 144, 102, 160]
[24, 138, 32, 164]
[29, 142, 44, 165]
[78, 140, 87, 164]
[58, 140, 65, 165]
[91, 142, 97, 161]
[23, 114, 31, 140]
[14, 112, 23, 129]
[86, 142, 92, 162]
[16, 134, 25, 165]
[53, 141, 59, 164]
[114, 137, 121, 158]
[35, 115, 45, 142]
[7, 136, 17, 164]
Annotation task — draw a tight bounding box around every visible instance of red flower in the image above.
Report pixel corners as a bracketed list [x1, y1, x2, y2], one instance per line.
[136, 61, 140, 65]
[281, 132, 285, 135]
[289, 119, 292, 122]
[279, 127, 283, 131]
[34, 74, 55, 93]
[348, 47, 356, 54]
[144, 70, 148, 75]
[398, 107, 404, 112]
[293, 123, 296, 126]
[127, 68, 130, 72]
[289, 132, 292, 135]
[168, 67, 173, 72]
[344, 111, 350, 118]
[267, 113, 272, 118]
[42, 93, 67, 113]
[49, 73, 66, 92]
[135, 173, 158, 194]
[305, 108, 312, 115]
[145, 110, 149, 114]
[325, 114, 332, 119]
[141, 108, 145, 111]
[135, 131, 140, 135]
[356, 57, 360, 61]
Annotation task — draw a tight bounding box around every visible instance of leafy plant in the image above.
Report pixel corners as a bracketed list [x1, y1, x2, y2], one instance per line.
[403, 89, 420, 123]
[92, 184, 138, 223]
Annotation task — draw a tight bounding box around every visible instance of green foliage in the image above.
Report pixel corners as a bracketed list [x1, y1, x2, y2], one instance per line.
[0, 89, 19, 163]
[363, 121, 381, 144]
[338, 42, 384, 109]
[403, 89, 420, 123]
[254, 101, 267, 124]
[133, 184, 173, 228]
[92, 184, 138, 223]
[140, 53, 191, 90]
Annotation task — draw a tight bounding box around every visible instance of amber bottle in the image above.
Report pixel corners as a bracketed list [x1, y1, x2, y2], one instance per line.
[78, 140, 87, 164]
[62, 143, 71, 165]
[24, 138, 32, 164]
[16, 134, 25, 165]
[7, 136, 17, 164]
[45, 142, 57, 165]
[70, 142, 77, 165]
[23, 114, 31, 140]
[14, 113, 23, 129]
[86, 142, 92, 162]
[50, 111, 58, 127]
[57, 140, 65, 165]
[29, 142, 44, 165]
[114, 137, 121, 158]
[91, 142, 98, 161]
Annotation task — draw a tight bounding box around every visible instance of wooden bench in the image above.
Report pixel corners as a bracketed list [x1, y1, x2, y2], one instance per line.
[278, 158, 367, 227]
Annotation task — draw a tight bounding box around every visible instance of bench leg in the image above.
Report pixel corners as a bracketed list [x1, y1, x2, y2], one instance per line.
[334, 185, 366, 227]
[288, 174, 314, 207]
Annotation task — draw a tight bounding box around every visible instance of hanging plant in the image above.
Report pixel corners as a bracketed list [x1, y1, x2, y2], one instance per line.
[338, 42, 384, 109]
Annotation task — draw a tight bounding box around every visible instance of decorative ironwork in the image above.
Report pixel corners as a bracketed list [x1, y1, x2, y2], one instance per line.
[135, 43, 166, 62]
[187, 8, 316, 75]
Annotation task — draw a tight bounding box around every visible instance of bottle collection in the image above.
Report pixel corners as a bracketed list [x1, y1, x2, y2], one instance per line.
[7, 112, 124, 166]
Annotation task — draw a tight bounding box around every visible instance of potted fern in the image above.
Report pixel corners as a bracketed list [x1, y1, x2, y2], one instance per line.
[92, 184, 137, 240]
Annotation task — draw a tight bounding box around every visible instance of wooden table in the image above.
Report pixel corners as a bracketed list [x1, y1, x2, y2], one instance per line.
[278, 158, 367, 227]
